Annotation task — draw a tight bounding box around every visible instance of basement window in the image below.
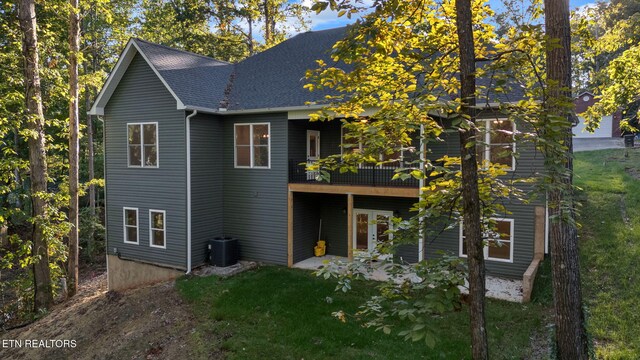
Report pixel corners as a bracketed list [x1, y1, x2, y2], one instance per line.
[127, 123, 158, 167]
[123, 207, 139, 244]
[459, 218, 514, 262]
[149, 210, 166, 249]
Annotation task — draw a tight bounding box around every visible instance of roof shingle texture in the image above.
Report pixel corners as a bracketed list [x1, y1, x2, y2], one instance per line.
[134, 26, 524, 111]
[227, 27, 349, 110]
[134, 39, 233, 109]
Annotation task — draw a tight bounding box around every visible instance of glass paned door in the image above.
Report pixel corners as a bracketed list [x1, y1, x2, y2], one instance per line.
[353, 209, 393, 256]
[306, 130, 320, 180]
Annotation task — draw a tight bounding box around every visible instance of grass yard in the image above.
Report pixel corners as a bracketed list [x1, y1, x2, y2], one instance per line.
[177, 266, 548, 359]
[574, 148, 640, 359]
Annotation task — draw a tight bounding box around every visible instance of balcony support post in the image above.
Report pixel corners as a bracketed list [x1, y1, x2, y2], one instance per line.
[288, 190, 294, 267]
[347, 193, 354, 261]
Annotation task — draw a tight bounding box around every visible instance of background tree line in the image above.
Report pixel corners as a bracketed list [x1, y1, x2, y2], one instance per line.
[0, 0, 310, 324]
[2, 0, 638, 358]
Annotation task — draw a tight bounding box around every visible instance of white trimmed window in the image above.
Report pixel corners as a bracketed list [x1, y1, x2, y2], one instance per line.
[341, 124, 403, 168]
[478, 119, 515, 171]
[127, 122, 158, 167]
[149, 210, 166, 249]
[234, 123, 270, 168]
[459, 218, 514, 262]
[123, 207, 139, 244]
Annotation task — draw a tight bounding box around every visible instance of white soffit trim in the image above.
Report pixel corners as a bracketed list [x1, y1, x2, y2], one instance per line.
[287, 106, 381, 120]
[89, 39, 185, 115]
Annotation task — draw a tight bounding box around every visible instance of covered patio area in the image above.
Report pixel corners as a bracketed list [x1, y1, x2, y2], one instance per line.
[286, 186, 420, 269]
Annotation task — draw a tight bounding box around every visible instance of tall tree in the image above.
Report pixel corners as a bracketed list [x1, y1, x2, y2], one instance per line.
[544, 0, 590, 358]
[308, 0, 510, 355]
[17, 0, 53, 311]
[67, 0, 80, 297]
[456, 0, 489, 358]
[213, 0, 310, 55]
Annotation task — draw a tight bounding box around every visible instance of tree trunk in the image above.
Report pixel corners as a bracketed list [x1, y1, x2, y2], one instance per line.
[543, 0, 590, 358]
[13, 129, 22, 208]
[263, 0, 271, 45]
[86, 84, 95, 245]
[455, 0, 489, 359]
[17, 0, 53, 311]
[248, 17, 254, 54]
[67, 0, 80, 298]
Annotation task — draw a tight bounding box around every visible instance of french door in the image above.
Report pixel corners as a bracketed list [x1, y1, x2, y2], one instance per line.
[353, 209, 393, 256]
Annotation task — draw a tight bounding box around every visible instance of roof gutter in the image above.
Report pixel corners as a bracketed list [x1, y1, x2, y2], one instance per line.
[185, 109, 198, 274]
[183, 104, 327, 116]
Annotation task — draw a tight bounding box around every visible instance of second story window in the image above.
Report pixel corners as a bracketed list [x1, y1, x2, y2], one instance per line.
[128, 123, 158, 167]
[478, 119, 515, 171]
[234, 123, 270, 168]
[341, 124, 403, 168]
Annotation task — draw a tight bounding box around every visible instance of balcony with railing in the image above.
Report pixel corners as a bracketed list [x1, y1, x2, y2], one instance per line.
[288, 159, 419, 188]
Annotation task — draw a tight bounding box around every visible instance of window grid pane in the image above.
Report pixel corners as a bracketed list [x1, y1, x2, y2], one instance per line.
[253, 145, 269, 167]
[128, 123, 157, 167]
[152, 230, 164, 246]
[125, 210, 137, 226]
[124, 209, 138, 243]
[460, 220, 512, 261]
[253, 125, 269, 145]
[150, 211, 165, 247]
[143, 124, 157, 145]
[234, 124, 269, 168]
[235, 125, 250, 145]
[126, 227, 138, 243]
[236, 145, 251, 166]
[481, 120, 515, 169]
[487, 220, 512, 260]
[128, 125, 140, 145]
[144, 145, 157, 166]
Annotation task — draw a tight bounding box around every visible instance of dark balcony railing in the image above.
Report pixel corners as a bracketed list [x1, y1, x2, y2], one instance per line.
[288, 159, 419, 188]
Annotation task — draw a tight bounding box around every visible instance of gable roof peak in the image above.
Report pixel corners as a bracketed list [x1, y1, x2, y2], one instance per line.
[131, 38, 231, 66]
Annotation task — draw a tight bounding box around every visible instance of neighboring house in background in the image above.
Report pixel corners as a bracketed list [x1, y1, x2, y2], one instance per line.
[573, 91, 622, 138]
[89, 27, 548, 302]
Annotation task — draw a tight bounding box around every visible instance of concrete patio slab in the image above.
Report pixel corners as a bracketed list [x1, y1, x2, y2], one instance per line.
[293, 256, 523, 302]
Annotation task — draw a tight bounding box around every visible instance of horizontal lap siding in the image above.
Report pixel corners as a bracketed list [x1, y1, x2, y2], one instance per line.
[319, 195, 348, 257]
[425, 115, 545, 278]
[288, 119, 343, 161]
[223, 113, 288, 264]
[105, 53, 187, 269]
[425, 203, 536, 279]
[190, 114, 224, 267]
[293, 193, 321, 263]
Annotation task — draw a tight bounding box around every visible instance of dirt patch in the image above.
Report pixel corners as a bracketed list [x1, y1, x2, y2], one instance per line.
[0, 272, 222, 360]
[625, 166, 640, 180]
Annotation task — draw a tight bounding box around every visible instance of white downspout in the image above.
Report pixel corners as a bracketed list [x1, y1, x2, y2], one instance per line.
[185, 110, 198, 273]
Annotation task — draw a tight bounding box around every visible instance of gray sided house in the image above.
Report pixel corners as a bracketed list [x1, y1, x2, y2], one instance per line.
[90, 27, 548, 300]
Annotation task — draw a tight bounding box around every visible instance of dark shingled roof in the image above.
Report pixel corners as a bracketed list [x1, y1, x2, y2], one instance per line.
[132, 27, 524, 112]
[227, 27, 349, 110]
[134, 38, 233, 110]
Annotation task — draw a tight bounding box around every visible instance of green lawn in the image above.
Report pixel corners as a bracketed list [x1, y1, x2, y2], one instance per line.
[171, 148, 639, 359]
[177, 266, 548, 359]
[575, 148, 640, 359]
